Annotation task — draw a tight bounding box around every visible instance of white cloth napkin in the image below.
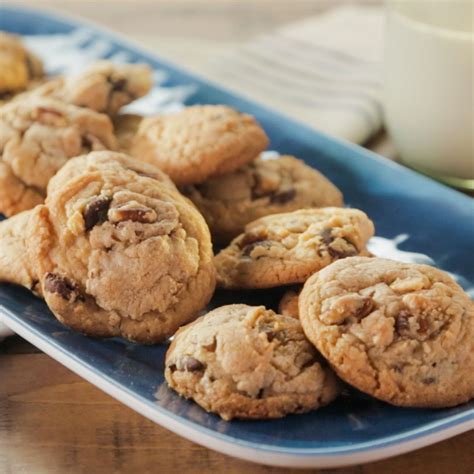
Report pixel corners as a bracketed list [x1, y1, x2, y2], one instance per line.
[207, 6, 385, 144]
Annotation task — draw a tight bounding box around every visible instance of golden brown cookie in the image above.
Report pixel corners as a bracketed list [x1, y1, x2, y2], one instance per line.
[182, 155, 343, 243]
[130, 105, 269, 186]
[215, 208, 374, 289]
[33, 61, 152, 115]
[299, 257, 474, 408]
[0, 96, 116, 204]
[165, 304, 341, 420]
[0, 32, 43, 96]
[27, 151, 215, 343]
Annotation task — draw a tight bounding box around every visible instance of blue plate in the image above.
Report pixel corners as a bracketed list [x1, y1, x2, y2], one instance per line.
[0, 4, 473, 468]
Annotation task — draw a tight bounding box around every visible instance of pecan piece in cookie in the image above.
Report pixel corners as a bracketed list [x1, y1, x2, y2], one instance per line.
[44, 273, 84, 302]
[270, 188, 296, 204]
[83, 196, 112, 231]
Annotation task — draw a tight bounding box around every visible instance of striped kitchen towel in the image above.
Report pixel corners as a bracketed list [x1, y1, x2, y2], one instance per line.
[207, 5, 385, 144]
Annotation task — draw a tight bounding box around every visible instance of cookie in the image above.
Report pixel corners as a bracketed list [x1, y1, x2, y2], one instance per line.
[34, 61, 152, 115]
[0, 96, 116, 199]
[0, 32, 43, 95]
[278, 287, 301, 319]
[215, 208, 374, 289]
[165, 304, 340, 420]
[0, 210, 38, 292]
[27, 151, 215, 343]
[182, 155, 343, 243]
[113, 113, 143, 152]
[299, 257, 474, 408]
[130, 105, 269, 186]
[0, 160, 44, 217]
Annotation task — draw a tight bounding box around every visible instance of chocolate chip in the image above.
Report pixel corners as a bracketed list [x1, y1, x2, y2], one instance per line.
[107, 76, 127, 92]
[81, 135, 92, 149]
[44, 273, 84, 302]
[418, 318, 429, 334]
[112, 208, 155, 223]
[184, 357, 205, 372]
[320, 228, 357, 259]
[270, 188, 296, 204]
[257, 388, 264, 399]
[356, 297, 375, 319]
[241, 240, 272, 257]
[422, 377, 436, 385]
[320, 228, 334, 246]
[168, 364, 177, 373]
[265, 331, 276, 342]
[395, 310, 411, 335]
[301, 358, 316, 369]
[83, 196, 112, 231]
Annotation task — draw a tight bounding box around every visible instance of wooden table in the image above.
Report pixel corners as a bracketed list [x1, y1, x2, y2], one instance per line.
[1, 1, 472, 473]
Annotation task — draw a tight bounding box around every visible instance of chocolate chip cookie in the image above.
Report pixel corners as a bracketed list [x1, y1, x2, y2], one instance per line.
[165, 304, 340, 420]
[299, 257, 474, 408]
[0, 32, 43, 96]
[182, 155, 344, 243]
[215, 208, 374, 289]
[27, 151, 216, 343]
[130, 105, 269, 186]
[34, 61, 152, 115]
[0, 96, 116, 216]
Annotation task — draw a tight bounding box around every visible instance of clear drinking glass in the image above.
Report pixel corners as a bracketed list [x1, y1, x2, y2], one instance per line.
[384, 0, 473, 190]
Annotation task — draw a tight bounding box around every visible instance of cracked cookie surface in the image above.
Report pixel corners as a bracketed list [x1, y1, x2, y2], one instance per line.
[0, 96, 116, 215]
[182, 155, 343, 243]
[0, 32, 43, 96]
[0, 160, 44, 217]
[165, 304, 340, 420]
[33, 61, 152, 115]
[130, 105, 269, 186]
[215, 208, 374, 289]
[27, 151, 216, 343]
[299, 257, 474, 408]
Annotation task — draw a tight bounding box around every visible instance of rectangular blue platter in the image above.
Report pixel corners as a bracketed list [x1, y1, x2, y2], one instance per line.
[0, 4, 473, 468]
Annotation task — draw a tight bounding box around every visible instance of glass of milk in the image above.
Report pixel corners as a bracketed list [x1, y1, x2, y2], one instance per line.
[384, 0, 473, 190]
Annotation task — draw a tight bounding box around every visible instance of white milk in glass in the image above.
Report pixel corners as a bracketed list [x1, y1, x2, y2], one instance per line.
[384, 0, 473, 189]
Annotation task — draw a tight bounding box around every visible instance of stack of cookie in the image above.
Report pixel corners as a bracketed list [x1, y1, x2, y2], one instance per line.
[0, 32, 472, 421]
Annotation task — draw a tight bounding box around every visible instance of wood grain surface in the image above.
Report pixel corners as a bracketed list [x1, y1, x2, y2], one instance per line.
[1, 1, 472, 473]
